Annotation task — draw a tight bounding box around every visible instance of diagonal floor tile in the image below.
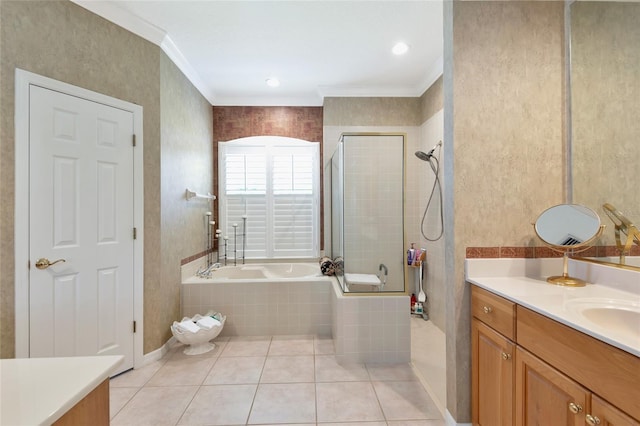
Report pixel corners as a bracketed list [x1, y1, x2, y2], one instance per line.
[260, 355, 314, 383]
[203, 356, 265, 385]
[315, 355, 369, 382]
[221, 336, 272, 357]
[110, 360, 165, 388]
[366, 362, 419, 381]
[248, 383, 316, 424]
[373, 381, 442, 420]
[177, 384, 256, 425]
[146, 355, 216, 386]
[314, 337, 335, 355]
[109, 387, 139, 420]
[316, 382, 385, 423]
[110, 386, 198, 425]
[321, 423, 387, 426]
[268, 335, 314, 355]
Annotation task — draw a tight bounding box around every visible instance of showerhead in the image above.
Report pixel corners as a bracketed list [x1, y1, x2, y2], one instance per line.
[415, 141, 442, 162]
[415, 150, 432, 161]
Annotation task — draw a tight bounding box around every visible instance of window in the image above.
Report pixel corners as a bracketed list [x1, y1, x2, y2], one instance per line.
[218, 136, 320, 259]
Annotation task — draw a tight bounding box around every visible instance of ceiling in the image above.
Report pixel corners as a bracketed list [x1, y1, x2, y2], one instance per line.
[72, 1, 444, 106]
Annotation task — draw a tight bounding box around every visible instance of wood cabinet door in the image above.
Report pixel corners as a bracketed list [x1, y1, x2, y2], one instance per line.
[472, 319, 515, 426]
[590, 395, 640, 426]
[515, 346, 590, 426]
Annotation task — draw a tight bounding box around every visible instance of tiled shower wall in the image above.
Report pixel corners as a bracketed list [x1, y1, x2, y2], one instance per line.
[331, 280, 410, 364]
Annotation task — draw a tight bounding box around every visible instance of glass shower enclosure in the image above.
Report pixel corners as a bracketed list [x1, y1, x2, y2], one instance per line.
[331, 133, 406, 293]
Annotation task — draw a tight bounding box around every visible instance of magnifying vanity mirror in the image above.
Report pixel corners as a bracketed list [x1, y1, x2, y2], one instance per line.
[534, 204, 604, 286]
[602, 203, 640, 265]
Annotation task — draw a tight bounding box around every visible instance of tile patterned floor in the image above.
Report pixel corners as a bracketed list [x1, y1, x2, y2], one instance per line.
[110, 335, 445, 426]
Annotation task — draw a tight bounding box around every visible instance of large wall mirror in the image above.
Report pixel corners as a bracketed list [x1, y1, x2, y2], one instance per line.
[569, 1, 640, 268]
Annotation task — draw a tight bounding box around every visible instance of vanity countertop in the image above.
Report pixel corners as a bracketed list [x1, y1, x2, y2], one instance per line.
[0, 355, 123, 425]
[466, 258, 640, 358]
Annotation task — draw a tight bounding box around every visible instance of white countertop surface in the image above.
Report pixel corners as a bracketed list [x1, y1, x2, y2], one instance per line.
[0, 355, 123, 426]
[466, 258, 640, 357]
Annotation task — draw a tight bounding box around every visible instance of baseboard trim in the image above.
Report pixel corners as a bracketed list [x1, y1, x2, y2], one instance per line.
[445, 410, 471, 426]
[140, 336, 176, 367]
[409, 361, 446, 419]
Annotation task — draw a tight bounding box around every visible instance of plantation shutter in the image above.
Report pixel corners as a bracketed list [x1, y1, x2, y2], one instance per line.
[219, 137, 319, 259]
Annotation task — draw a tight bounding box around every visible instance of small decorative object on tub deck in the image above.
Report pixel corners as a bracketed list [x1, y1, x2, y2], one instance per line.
[319, 256, 335, 276]
[333, 256, 344, 275]
[170, 311, 226, 355]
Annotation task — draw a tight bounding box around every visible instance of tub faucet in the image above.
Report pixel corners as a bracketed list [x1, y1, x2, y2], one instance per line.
[378, 263, 388, 290]
[197, 263, 221, 278]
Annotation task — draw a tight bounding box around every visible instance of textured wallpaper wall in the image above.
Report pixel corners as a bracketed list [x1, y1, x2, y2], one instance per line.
[445, 1, 565, 421]
[0, 0, 161, 358]
[153, 54, 214, 353]
[324, 97, 421, 127]
[0, 0, 213, 357]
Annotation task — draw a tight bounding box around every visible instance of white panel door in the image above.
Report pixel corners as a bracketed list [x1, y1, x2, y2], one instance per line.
[29, 85, 134, 375]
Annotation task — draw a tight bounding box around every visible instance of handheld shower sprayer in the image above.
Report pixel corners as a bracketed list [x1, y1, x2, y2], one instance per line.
[416, 140, 444, 241]
[415, 140, 442, 161]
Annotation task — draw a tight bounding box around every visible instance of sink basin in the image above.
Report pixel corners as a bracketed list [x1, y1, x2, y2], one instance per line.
[564, 298, 640, 341]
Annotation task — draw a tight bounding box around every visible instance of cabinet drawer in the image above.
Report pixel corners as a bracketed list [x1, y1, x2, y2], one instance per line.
[472, 285, 516, 340]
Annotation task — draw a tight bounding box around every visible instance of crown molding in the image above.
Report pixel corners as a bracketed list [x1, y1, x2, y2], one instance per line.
[70, 0, 216, 104]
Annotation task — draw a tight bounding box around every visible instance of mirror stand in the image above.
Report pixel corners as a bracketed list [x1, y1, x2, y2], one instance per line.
[539, 228, 604, 287]
[547, 251, 588, 287]
[533, 204, 605, 287]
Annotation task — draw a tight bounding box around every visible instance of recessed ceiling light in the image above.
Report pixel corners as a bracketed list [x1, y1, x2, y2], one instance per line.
[392, 42, 409, 56]
[266, 78, 280, 87]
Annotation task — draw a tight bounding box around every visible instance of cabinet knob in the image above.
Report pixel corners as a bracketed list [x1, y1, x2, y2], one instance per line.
[501, 352, 511, 360]
[568, 402, 583, 414]
[586, 414, 601, 425]
[483, 306, 493, 314]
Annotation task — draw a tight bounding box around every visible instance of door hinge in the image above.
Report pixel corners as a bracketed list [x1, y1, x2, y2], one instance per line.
[133, 321, 137, 333]
[132, 134, 136, 147]
[133, 227, 137, 240]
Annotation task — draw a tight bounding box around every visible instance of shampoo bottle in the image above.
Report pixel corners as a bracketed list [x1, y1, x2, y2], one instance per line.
[407, 243, 415, 265]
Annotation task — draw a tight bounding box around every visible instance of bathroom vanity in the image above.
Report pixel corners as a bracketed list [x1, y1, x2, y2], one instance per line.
[0, 355, 122, 425]
[467, 258, 640, 426]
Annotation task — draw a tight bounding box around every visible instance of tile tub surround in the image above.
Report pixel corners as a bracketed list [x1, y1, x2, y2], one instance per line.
[331, 279, 411, 364]
[181, 277, 333, 337]
[109, 335, 445, 425]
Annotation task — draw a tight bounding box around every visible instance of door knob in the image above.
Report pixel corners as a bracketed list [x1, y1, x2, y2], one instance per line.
[35, 258, 66, 269]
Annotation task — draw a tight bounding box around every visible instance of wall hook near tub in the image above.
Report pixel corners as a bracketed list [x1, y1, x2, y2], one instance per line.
[185, 188, 216, 201]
